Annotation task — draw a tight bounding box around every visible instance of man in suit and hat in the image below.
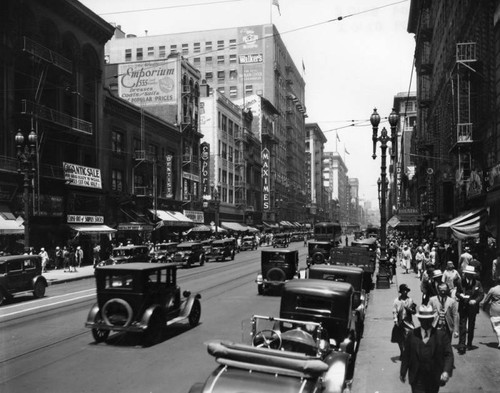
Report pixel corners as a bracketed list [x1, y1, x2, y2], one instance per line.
[400, 305, 454, 393]
[421, 269, 443, 306]
[429, 283, 459, 341]
[456, 265, 484, 354]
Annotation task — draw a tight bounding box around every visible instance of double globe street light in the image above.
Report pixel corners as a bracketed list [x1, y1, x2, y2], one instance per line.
[370, 108, 399, 284]
[15, 129, 38, 252]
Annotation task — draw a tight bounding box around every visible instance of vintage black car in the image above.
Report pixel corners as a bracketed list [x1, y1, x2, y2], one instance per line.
[330, 245, 376, 291]
[0, 255, 48, 305]
[350, 237, 378, 251]
[272, 233, 290, 248]
[85, 262, 201, 346]
[255, 249, 298, 295]
[172, 242, 206, 267]
[98, 245, 151, 266]
[189, 305, 353, 392]
[206, 238, 235, 262]
[280, 279, 359, 379]
[149, 242, 178, 263]
[306, 264, 371, 338]
[240, 235, 257, 251]
[200, 239, 213, 255]
[306, 241, 335, 266]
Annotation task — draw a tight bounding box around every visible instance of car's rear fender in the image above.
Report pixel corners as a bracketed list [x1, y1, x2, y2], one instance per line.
[86, 302, 101, 324]
[322, 351, 350, 393]
[140, 304, 164, 327]
[32, 275, 47, 289]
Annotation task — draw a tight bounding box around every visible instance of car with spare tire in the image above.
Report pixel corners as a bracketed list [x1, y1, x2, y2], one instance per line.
[85, 262, 201, 346]
[255, 249, 298, 295]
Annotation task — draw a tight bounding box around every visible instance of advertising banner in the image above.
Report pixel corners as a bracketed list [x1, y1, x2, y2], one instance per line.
[118, 60, 177, 107]
[238, 26, 264, 84]
[63, 162, 102, 189]
[67, 215, 104, 224]
[166, 155, 173, 199]
[200, 142, 210, 198]
[262, 148, 270, 210]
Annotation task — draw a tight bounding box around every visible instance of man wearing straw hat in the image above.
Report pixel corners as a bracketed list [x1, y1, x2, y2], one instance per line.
[456, 265, 484, 354]
[400, 305, 454, 392]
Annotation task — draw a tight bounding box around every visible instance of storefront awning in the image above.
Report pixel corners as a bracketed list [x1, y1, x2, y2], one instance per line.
[69, 224, 116, 234]
[388, 215, 421, 228]
[150, 210, 194, 228]
[262, 221, 279, 228]
[0, 215, 24, 235]
[279, 221, 294, 228]
[436, 208, 488, 240]
[246, 226, 259, 233]
[221, 221, 249, 232]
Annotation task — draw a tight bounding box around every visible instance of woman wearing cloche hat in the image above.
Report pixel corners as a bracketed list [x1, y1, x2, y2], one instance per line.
[391, 284, 416, 358]
[400, 305, 454, 392]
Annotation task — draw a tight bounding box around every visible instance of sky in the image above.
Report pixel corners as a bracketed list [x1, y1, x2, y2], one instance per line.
[80, 0, 416, 206]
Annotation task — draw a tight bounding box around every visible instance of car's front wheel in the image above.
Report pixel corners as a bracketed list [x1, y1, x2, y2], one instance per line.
[188, 299, 201, 327]
[33, 280, 46, 299]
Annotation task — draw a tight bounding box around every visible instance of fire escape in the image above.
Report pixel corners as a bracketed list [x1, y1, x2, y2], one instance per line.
[451, 42, 476, 202]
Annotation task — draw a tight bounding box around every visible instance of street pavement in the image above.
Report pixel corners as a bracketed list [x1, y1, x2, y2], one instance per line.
[353, 261, 500, 393]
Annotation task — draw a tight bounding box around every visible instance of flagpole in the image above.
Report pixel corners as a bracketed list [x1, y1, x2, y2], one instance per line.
[335, 131, 338, 152]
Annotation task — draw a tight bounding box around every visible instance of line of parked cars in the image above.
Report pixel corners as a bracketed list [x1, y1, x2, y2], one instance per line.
[189, 241, 376, 392]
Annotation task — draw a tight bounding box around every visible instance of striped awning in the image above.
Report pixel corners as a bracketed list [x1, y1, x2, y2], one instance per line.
[0, 215, 24, 235]
[436, 208, 488, 240]
[221, 222, 250, 232]
[151, 210, 194, 228]
[69, 224, 116, 234]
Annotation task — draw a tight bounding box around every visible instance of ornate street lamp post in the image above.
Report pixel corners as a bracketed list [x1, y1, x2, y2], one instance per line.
[370, 108, 399, 283]
[15, 129, 37, 252]
[212, 183, 221, 234]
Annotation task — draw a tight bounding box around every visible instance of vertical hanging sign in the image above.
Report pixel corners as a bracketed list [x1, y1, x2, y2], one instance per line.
[200, 142, 211, 198]
[166, 155, 173, 198]
[262, 148, 270, 210]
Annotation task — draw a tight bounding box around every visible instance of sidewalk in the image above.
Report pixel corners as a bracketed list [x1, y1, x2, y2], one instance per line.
[352, 262, 423, 392]
[43, 264, 95, 285]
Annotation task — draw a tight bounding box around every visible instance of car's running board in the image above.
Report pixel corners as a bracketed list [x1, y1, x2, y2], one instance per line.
[166, 316, 187, 326]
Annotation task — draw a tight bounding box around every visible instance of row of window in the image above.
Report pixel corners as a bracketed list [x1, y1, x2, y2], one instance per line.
[124, 39, 237, 61]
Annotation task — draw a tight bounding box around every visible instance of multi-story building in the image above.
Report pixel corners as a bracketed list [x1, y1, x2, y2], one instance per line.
[105, 23, 307, 224]
[0, 0, 114, 259]
[348, 178, 360, 232]
[323, 152, 348, 226]
[408, 1, 496, 249]
[200, 89, 262, 225]
[305, 123, 328, 223]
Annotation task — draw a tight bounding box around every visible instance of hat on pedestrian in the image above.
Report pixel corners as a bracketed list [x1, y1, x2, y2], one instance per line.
[399, 284, 410, 293]
[463, 265, 477, 276]
[432, 269, 443, 279]
[446, 261, 454, 267]
[464, 246, 470, 251]
[416, 305, 436, 319]
[56, 246, 60, 250]
[40, 248, 45, 251]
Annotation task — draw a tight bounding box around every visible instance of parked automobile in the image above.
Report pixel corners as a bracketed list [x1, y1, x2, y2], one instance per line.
[240, 235, 257, 251]
[306, 241, 335, 266]
[280, 279, 360, 379]
[206, 238, 236, 262]
[290, 232, 303, 242]
[150, 242, 178, 263]
[172, 242, 205, 267]
[85, 262, 201, 346]
[350, 237, 378, 251]
[255, 249, 298, 295]
[189, 309, 352, 392]
[0, 255, 48, 305]
[306, 264, 371, 338]
[330, 245, 376, 292]
[200, 239, 213, 255]
[272, 233, 290, 248]
[98, 245, 150, 266]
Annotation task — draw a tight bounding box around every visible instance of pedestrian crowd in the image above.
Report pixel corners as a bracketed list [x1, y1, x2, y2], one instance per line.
[388, 234, 500, 392]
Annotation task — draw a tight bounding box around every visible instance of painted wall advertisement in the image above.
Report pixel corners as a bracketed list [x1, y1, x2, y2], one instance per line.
[200, 142, 211, 198]
[262, 148, 270, 210]
[238, 26, 264, 84]
[63, 162, 102, 189]
[118, 60, 178, 107]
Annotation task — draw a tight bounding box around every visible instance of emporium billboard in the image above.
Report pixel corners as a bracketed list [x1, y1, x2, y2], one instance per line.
[118, 60, 178, 107]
